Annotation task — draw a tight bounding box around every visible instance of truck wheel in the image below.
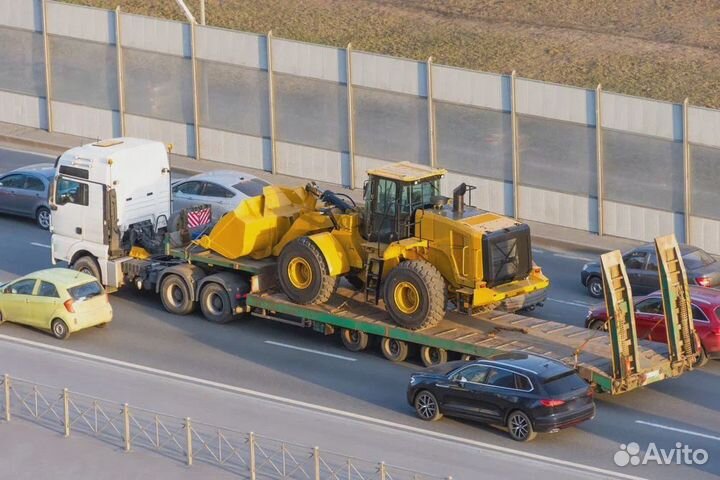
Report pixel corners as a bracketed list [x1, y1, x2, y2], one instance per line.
[420, 346, 448, 367]
[587, 277, 603, 298]
[278, 237, 337, 305]
[340, 328, 369, 352]
[72, 255, 101, 282]
[383, 260, 445, 330]
[160, 274, 195, 315]
[199, 283, 234, 324]
[380, 337, 409, 362]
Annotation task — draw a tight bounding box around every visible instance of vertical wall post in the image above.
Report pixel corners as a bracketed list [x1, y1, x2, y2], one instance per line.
[510, 70, 520, 219]
[115, 6, 126, 136]
[190, 23, 201, 161]
[199, 0, 206, 25]
[313, 446, 321, 480]
[683, 98, 691, 244]
[4, 374, 10, 422]
[427, 56, 437, 168]
[185, 417, 193, 466]
[595, 84, 605, 236]
[249, 432, 257, 480]
[123, 403, 130, 452]
[62, 388, 70, 437]
[379, 461, 387, 480]
[346, 43, 356, 189]
[266, 31, 278, 174]
[41, 0, 53, 132]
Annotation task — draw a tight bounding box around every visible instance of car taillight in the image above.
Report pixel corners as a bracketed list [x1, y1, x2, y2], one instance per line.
[696, 277, 710, 287]
[540, 399, 565, 407]
[711, 327, 720, 336]
[64, 299, 75, 313]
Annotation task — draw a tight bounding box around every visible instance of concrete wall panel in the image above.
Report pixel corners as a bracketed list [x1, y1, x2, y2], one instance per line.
[276, 142, 348, 186]
[516, 78, 595, 126]
[603, 200, 684, 242]
[601, 92, 682, 141]
[519, 186, 597, 232]
[273, 39, 346, 83]
[195, 26, 266, 69]
[0, 0, 42, 31]
[430, 65, 509, 111]
[51, 101, 117, 139]
[199, 127, 270, 171]
[125, 114, 193, 156]
[120, 13, 189, 57]
[47, 2, 115, 44]
[351, 51, 426, 96]
[688, 106, 720, 148]
[0, 90, 46, 129]
[442, 172, 512, 216]
[690, 216, 720, 255]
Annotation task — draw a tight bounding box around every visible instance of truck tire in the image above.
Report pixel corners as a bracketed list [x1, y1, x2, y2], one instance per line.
[380, 337, 409, 362]
[383, 260, 446, 330]
[160, 274, 195, 315]
[420, 346, 448, 367]
[278, 237, 337, 305]
[340, 328, 369, 352]
[199, 282, 234, 324]
[72, 255, 101, 282]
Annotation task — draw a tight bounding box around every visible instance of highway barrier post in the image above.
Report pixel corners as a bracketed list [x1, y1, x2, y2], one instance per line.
[62, 388, 70, 437]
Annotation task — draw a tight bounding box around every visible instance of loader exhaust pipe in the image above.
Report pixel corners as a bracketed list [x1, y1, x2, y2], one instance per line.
[453, 183, 467, 213]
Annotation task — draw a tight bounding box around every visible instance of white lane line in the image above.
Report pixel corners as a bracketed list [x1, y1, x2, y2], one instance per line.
[635, 420, 720, 442]
[532, 248, 545, 254]
[552, 253, 594, 262]
[547, 297, 591, 308]
[0, 334, 645, 480]
[264, 340, 357, 362]
[30, 242, 51, 249]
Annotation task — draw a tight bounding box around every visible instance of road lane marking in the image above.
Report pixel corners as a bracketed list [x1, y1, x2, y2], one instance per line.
[552, 253, 594, 262]
[547, 298, 591, 308]
[635, 420, 720, 442]
[264, 340, 357, 361]
[0, 334, 645, 480]
[30, 242, 51, 249]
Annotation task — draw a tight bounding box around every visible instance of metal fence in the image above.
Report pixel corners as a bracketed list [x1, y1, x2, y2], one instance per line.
[0, 374, 449, 480]
[0, 0, 719, 254]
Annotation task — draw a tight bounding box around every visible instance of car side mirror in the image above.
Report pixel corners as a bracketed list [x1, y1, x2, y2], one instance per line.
[457, 376, 467, 384]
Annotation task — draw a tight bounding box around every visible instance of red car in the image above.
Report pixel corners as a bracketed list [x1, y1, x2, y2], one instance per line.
[585, 286, 720, 365]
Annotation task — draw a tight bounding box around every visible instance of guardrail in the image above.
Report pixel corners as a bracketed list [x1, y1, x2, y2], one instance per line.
[1, 374, 449, 480]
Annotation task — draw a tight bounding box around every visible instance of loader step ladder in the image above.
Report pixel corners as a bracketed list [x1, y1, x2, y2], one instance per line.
[655, 234, 700, 368]
[365, 257, 385, 305]
[600, 250, 641, 386]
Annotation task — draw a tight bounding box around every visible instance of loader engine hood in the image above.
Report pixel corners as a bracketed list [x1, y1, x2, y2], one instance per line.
[481, 223, 533, 288]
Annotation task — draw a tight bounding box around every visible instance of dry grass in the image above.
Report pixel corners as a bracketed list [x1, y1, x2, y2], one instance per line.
[63, 0, 720, 108]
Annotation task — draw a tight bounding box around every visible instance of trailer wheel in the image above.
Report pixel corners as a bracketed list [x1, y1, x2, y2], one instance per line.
[200, 283, 234, 324]
[72, 255, 101, 282]
[380, 337, 409, 362]
[278, 237, 337, 305]
[340, 328, 369, 352]
[420, 346, 448, 367]
[383, 260, 445, 330]
[160, 274, 195, 315]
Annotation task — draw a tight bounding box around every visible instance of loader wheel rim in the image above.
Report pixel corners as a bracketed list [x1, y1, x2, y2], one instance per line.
[394, 281, 420, 315]
[288, 257, 313, 289]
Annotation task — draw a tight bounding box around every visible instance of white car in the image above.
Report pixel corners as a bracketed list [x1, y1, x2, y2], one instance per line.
[171, 170, 270, 218]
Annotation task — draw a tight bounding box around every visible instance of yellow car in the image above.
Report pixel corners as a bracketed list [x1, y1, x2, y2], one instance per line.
[0, 268, 112, 339]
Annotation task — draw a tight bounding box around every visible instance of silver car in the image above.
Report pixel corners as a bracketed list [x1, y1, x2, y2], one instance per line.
[171, 170, 270, 219]
[0, 163, 54, 229]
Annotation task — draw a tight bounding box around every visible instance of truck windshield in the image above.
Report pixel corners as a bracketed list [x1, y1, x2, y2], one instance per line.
[68, 281, 104, 301]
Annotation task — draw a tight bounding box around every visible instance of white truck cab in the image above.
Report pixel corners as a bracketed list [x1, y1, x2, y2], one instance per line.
[50, 138, 171, 287]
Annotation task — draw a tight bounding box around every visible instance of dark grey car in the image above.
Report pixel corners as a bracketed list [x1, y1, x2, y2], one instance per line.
[0, 163, 54, 229]
[581, 243, 720, 298]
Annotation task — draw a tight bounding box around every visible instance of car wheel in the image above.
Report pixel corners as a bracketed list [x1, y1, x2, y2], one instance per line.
[0, 310, 5, 325]
[36, 207, 51, 230]
[51, 319, 70, 340]
[587, 277, 603, 299]
[588, 319, 608, 331]
[340, 328, 369, 352]
[414, 390, 442, 421]
[380, 337, 409, 362]
[507, 410, 536, 442]
[72, 255, 101, 282]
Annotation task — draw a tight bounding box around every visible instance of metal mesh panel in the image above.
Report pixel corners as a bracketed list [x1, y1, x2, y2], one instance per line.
[519, 115, 597, 196]
[435, 101, 512, 182]
[354, 87, 429, 164]
[0, 27, 46, 97]
[49, 35, 117, 110]
[275, 73, 347, 152]
[124, 48, 194, 123]
[603, 129, 683, 212]
[197, 60, 269, 137]
[690, 144, 720, 220]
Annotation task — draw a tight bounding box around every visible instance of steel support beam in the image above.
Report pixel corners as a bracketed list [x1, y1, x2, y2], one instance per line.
[510, 70, 520, 219]
[115, 6, 126, 136]
[683, 98, 691, 244]
[41, 0, 53, 132]
[595, 84, 604, 236]
[190, 22, 201, 160]
[427, 56, 437, 168]
[346, 43, 356, 189]
[267, 31, 278, 174]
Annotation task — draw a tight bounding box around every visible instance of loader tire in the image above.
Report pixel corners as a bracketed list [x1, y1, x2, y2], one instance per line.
[278, 237, 338, 305]
[383, 260, 446, 331]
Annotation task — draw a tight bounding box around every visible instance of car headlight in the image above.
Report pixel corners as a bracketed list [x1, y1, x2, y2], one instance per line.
[409, 375, 419, 385]
[582, 264, 589, 272]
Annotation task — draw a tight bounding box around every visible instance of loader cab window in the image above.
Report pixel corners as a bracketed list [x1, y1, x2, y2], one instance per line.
[55, 177, 88, 206]
[365, 177, 398, 243]
[401, 179, 439, 213]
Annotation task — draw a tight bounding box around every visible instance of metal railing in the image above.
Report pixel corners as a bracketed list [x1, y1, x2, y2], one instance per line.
[1, 374, 450, 480]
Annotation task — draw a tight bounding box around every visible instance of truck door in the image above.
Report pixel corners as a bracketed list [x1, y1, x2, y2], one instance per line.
[53, 176, 105, 246]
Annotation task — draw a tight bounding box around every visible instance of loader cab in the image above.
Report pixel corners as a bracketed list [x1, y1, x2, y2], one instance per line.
[363, 161, 447, 243]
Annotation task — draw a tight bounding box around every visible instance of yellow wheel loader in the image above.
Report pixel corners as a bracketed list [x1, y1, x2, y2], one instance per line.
[196, 162, 549, 330]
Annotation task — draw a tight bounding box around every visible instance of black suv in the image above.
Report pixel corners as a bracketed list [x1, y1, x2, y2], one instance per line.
[406, 353, 595, 441]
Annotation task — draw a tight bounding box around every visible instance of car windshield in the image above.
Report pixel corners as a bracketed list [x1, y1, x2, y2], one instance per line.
[543, 371, 587, 395]
[683, 249, 715, 269]
[233, 178, 268, 197]
[67, 281, 104, 301]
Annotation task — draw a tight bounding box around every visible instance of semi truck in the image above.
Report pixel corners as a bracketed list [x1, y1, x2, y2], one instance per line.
[48, 138, 700, 394]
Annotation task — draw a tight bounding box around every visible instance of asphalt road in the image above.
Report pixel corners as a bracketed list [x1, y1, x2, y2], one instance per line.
[0, 146, 719, 479]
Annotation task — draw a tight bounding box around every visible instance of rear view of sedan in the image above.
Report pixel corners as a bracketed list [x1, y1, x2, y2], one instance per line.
[407, 353, 595, 441]
[0, 268, 112, 339]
